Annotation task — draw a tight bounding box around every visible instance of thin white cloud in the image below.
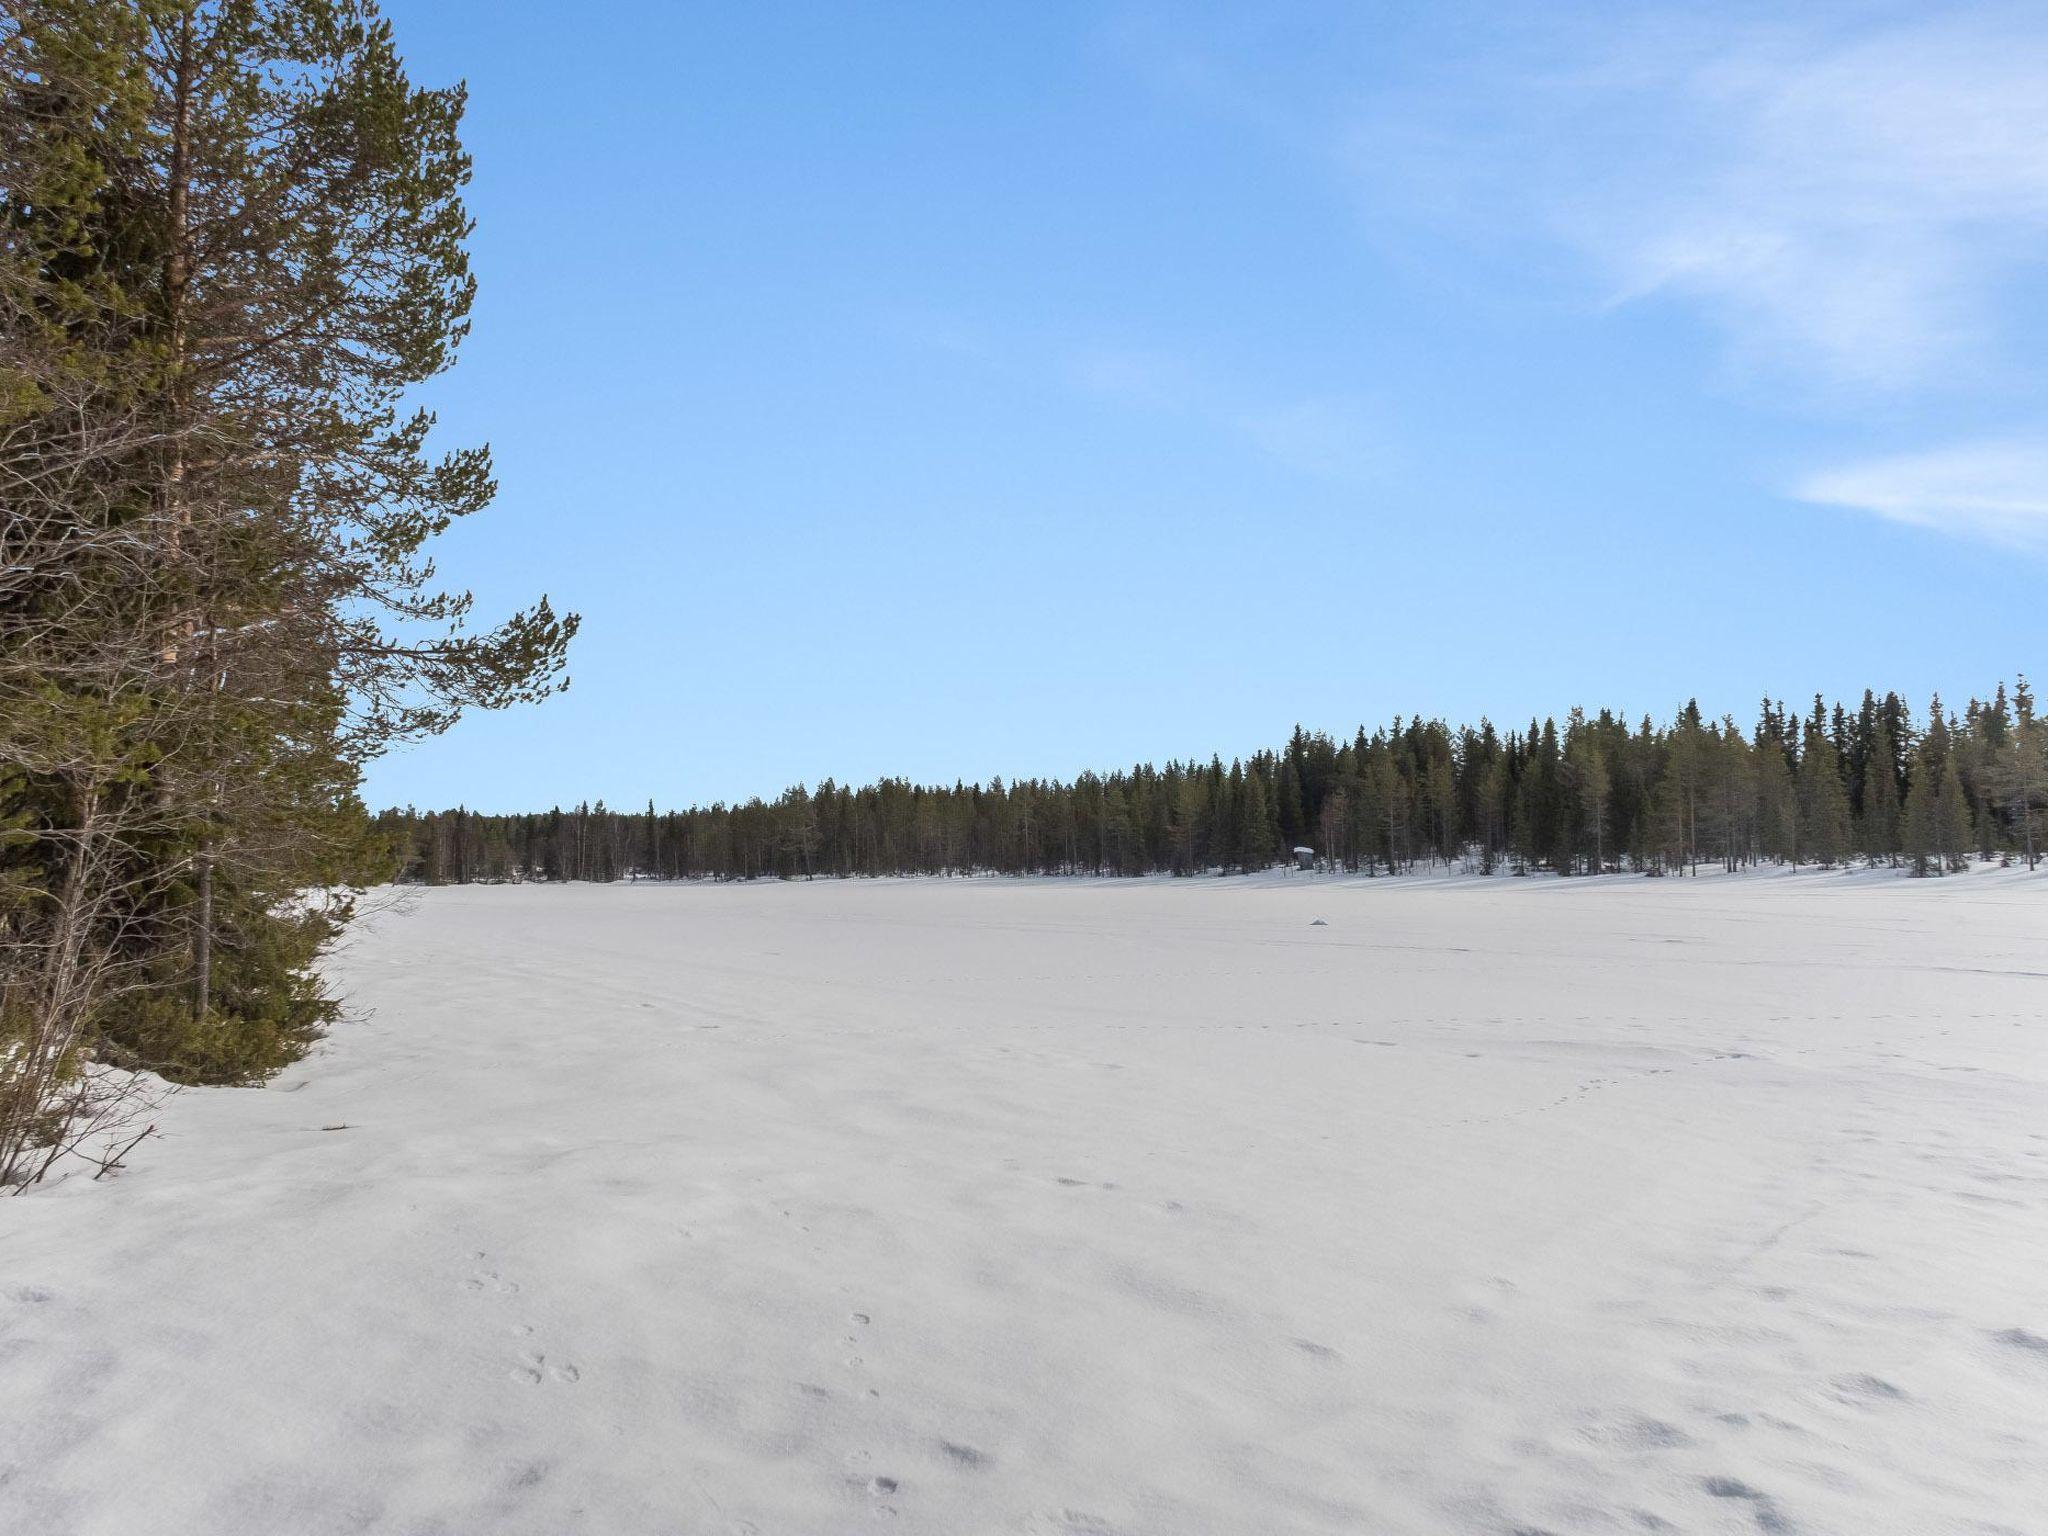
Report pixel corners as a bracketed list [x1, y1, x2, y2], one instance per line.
[1795, 439, 2048, 548]
[1341, 6, 2048, 392]
[1595, 13, 2048, 388]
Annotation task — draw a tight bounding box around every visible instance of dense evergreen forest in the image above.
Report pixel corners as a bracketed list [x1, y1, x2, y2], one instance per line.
[0, 2, 570, 1185]
[382, 683, 2045, 885]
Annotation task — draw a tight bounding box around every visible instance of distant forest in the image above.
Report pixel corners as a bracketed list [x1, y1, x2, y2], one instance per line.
[380, 682, 2046, 884]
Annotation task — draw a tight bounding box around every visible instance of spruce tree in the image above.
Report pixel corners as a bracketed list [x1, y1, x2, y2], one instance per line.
[1565, 733, 1610, 874]
[1861, 719, 1902, 866]
[1902, 702, 1971, 876]
[1276, 759, 1305, 850]
[1236, 766, 1275, 873]
[1901, 757, 1936, 875]
[1998, 677, 2043, 869]
[1755, 734, 1797, 864]
[1799, 717, 1853, 867]
[1936, 757, 1971, 875]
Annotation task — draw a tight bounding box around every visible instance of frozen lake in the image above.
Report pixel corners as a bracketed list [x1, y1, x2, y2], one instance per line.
[5, 870, 2047, 1535]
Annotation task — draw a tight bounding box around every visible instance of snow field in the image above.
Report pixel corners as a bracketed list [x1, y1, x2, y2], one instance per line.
[4, 868, 2046, 1535]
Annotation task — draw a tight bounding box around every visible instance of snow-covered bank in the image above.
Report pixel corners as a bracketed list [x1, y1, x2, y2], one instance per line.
[4, 870, 2046, 1534]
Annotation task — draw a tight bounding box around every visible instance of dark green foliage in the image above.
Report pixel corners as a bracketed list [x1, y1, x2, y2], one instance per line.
[379, 679, 2041, 884]
[1, 1, 570, 1177]
[100, 903, 339, 1082]
[1799, 705, 1854, 867]
[1901, 701, 1973, 877]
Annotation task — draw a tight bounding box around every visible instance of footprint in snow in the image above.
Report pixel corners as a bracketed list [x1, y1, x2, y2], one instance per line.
[1576, 1413, 1690, 1450]
[938, 1440, 990, 1469]
[1701, 1477, 1791, 1533]
[1830, 1373, 1905, 1403]
[846, 1469, 898, 1509]
[512, 1351, 580, 1385]
[464, 1258, 519, 1296]
[1993, 1327, 2048, 1356]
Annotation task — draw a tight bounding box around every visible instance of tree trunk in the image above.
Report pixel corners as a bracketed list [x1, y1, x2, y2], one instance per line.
[194, 850, 212, 1020]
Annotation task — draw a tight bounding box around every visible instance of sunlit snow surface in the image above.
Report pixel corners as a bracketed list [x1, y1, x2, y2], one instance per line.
[6, 869, 2047, 1535]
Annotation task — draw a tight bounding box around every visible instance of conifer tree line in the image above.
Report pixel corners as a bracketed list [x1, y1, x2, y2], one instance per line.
[383, 681, 2044, 887]
[0, 1, 572, 1185]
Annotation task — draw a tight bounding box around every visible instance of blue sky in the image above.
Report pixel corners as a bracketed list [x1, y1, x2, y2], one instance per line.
[367, 0, 2048, 812]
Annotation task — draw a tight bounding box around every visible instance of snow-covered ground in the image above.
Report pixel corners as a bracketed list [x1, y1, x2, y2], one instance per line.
[5, 869, 2047, 1536]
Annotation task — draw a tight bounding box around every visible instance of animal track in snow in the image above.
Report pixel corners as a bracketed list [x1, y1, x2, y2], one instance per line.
[1830, 1372, 1905, 1403]
[512, 1349, 581, 1385]
[1701, 1476, 1791, 1533]
[1575, 1413, 1691, 1450]
[839, 1315, 869, 1364]
[938, 1439, 990, 1468]
[1290, 1338, 1342, 1362]
[1992, 1326, 2048, 1357]
[853, 1469, 900, 1513]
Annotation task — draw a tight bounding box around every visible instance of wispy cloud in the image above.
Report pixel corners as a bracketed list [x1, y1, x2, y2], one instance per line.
[1576, 10, 2048, 389]
[1105, 4, 2048, 552]
[1358, 7, 2048, 391]
[1795, 439, 2048, 549]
